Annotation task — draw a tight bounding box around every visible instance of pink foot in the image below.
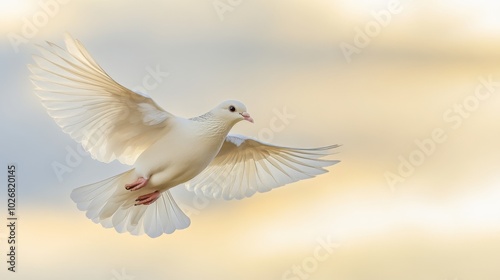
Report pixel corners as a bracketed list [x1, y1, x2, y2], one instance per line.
[125, 177, 149, 191]
[134, 191, 161, 206]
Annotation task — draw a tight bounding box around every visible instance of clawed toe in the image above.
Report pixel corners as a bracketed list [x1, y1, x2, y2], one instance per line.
[134, 190, 160, 206]
[125, 177, 149, 191]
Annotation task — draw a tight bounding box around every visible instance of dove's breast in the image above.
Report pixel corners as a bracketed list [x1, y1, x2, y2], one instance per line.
[133, 118, 227, 190]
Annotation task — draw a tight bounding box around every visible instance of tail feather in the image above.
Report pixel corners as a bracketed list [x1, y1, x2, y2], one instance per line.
[70, 169, 191, 237]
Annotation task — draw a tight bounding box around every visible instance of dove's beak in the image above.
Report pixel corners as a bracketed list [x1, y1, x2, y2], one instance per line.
[240, 112, 254, 123]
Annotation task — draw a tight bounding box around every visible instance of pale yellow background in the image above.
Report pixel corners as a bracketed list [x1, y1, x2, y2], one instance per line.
[1, 0, 500, 279]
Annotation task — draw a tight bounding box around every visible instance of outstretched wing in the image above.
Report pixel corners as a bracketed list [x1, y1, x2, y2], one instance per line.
[186, 134, 340, 200]
[29, 34, 174, 165]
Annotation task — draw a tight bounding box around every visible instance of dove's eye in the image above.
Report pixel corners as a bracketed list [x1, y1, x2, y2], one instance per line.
[229, 106, 236, 112]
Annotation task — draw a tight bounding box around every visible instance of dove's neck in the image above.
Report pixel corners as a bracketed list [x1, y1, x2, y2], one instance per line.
[191, 112, 235, 139]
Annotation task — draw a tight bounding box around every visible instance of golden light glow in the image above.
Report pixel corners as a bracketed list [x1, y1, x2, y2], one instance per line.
[3, 0, 500, 279]
[0, 0, 30, 18]
[0, 0, 32, 35]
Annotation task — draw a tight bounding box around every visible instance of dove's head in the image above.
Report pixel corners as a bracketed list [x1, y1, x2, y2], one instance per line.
[214, 100, 254, 124]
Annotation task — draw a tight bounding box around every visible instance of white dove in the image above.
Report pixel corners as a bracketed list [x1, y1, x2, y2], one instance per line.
[30, 35, 340, 238]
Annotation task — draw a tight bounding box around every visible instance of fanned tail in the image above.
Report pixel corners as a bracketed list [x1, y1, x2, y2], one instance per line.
[70, 169, 190, 238]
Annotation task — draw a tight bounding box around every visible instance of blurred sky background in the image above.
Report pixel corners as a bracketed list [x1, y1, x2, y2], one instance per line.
[1, 0, 500, 279]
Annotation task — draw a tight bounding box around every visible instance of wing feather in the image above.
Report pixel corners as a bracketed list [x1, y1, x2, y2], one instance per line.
[186, 134, 340, 200]
[30, 34, 174, 165]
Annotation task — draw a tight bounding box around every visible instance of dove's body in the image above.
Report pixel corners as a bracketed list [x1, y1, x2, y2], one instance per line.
[134, 117, 229, 191]
[30, 34, 340, 237]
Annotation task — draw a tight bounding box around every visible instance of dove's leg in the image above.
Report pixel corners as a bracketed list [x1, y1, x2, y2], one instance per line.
[134, 190, 160, 206]
[125, 177, 149, 191]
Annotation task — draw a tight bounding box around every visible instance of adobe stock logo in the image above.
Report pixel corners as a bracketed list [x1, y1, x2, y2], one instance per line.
[7, 0, 72, 53]
[384, 75, 500, 190]
[213, 0, 244, 21]
[340, 0, 403, 63]
[110, 268, 135, 280]
[258, 106, 296, 143]
[131, 65, 170, 96]
[281, 235, 340, 280]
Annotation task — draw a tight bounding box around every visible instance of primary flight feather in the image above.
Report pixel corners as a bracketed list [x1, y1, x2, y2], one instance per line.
[30, 34, 340, 238]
